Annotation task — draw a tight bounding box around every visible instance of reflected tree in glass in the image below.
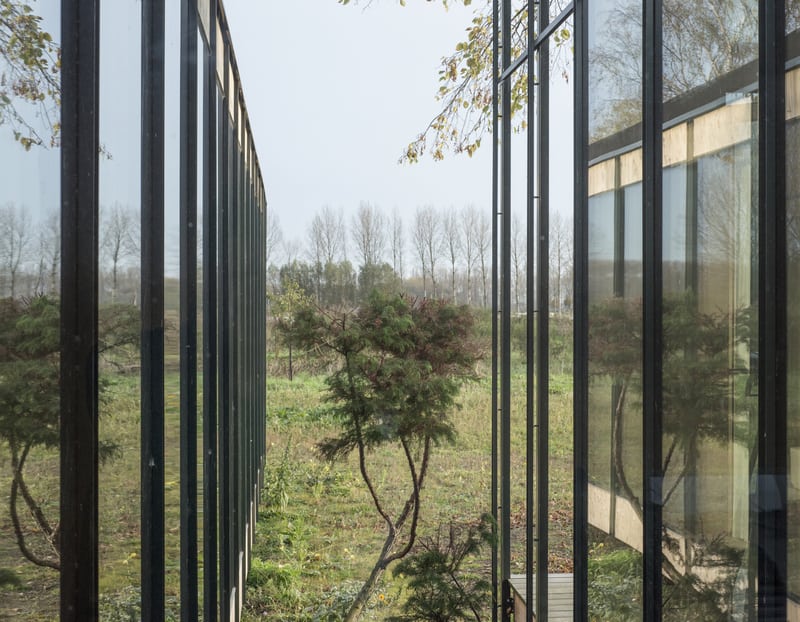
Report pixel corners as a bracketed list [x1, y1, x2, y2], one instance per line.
[0, 0, 60, 149]
[588, 292, 750, 619]
[590, 0, 757, 139]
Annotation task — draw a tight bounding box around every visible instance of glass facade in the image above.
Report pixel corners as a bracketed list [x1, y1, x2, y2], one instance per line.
[0, 1, 61, 616]
[1, 0, 267, 619]
[494, 1, 798, 621]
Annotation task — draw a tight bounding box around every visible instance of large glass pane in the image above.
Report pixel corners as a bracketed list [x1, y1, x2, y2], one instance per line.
[587, 2, 643, 617]
[0, 1, 60, 616]
[663, 0, 757, 101]
[164, 0, 181, 608]
[587, 164, 644, 620]
[588, 0, 641, 144]
[97, 0, 142, 615]
[507, 107, 528, 580]
[661, 1, 757, 615]
[546, 25, 575, 591]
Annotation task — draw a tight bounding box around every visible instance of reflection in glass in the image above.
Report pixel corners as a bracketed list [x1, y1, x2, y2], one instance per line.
[659, 20, 757, 612]
[588, 0, 641, 142]
[0, 0, 60, 618]
[663, 0, 757, 99]
[587, 171, 643, 620]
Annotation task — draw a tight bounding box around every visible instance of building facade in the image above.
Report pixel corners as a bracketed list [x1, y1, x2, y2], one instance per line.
[2, 0, 266, 620]
[494, 1, 800, 621]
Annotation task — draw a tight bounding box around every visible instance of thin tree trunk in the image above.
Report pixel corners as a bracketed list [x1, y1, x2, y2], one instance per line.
[344, 532, 395, 622]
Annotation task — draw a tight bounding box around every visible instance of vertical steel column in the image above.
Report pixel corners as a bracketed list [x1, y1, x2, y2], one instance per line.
[491, 0, 500, 619]
[535, 6, 550, 622]
[230, 89, 242, 621]
[500, 0, 513, 619]
[642, 0, 663, 618]
[260, 184, 267, 490]
[60, 1, 100, 618]
[202, 2, 219, 619]
[525, 2, 536, 621]
[218, 44, 232, 621]
[179, 1, 199, 619]
[573, 0, 589, 619]
[757, 2, 787, 620]
[141, 0, 166, 619]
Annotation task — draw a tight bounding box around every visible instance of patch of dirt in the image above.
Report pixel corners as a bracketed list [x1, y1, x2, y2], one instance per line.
[0, 516, 59, 620]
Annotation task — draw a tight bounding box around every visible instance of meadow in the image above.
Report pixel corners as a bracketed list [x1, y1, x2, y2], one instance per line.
[0, 311, 575, 621]
[242, 313, 575, 620]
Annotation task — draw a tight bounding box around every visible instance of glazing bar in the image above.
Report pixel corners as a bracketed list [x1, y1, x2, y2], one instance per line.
[60, 1, 100, 618]
[757, 2, 787, 620]
[141, 0, 166, 618]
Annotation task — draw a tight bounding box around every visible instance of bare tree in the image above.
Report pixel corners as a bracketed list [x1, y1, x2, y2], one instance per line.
[549, 211, 572, 314]
[282, 238, 302, 266]
[266, 208, 283, 270]
[352, 202, 388, 297]
[460, 205, 480, 306]
[101, 203, 139, 302]
[43, 212, 60, 296]
[590, 0, 761, 139]
[442, 209, 461, 302]
[0, 203, 31, 298]
[390, 208, 405, 282]
[476, 208, 491, 308]
[308, 206, 347, 302]
[511, 214, 525, 313]
[413, 206, 442, 298]
[33, 213, 59, 296]
[351, 202, 386, 269]
[309, 205, 346, 266]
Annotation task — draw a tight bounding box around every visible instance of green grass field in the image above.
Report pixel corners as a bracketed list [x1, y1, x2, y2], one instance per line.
[244, 339, 575, 620]
[0, 313, 576, 621]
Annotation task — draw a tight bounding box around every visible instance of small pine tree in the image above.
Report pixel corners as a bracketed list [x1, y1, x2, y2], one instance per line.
[286, 292, 482, 622]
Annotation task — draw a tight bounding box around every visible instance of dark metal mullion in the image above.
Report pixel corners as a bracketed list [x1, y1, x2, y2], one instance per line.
[201, 1, 218, 619]
[179, 1, 199, 619]
[532, 2, 573, 51]
[500, 0, 513, 619]
[499, 52, 527, 86]
[60, 1, 100, 618]
[258, 187, 264, 496]
[246, 147, 253, 549]
[573, 0, 589, 619]
[260, 185, 267, 489]
[491, 0, 500, 619]
[497, 1, 574, 84]
[249, 146, 257, 534]
[242, 134, 251, 575]
[757, 2, 787, 619]
[642, 0, 663, 618]
[525, 0, 535, 612]
[141, 1, 167, 619]
[230, 98, 242, 621]
[218, 51, 232, 622]
[535, 7, 550, 621]
[248, 140, 254, 550]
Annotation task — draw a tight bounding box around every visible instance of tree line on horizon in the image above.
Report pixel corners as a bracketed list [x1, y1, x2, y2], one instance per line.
[268, 202, 574, 314]
[0, 199, 574, 315]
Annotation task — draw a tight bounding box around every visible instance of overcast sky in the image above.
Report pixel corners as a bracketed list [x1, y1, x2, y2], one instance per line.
[0, 0, 572, 273]
[223, 1, 495, 246]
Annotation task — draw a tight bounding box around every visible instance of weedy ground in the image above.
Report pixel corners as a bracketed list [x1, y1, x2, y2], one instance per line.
[0, 315, 575, 621]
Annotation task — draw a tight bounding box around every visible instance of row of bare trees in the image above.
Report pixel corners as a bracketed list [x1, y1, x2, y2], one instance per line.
[268, 202, 574, 313]
[0, 202, 140, 302]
